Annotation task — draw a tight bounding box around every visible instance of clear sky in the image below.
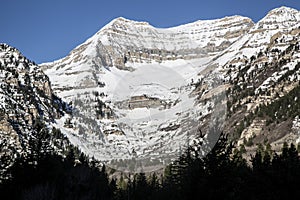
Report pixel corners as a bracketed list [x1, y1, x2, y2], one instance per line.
[1, 0, 300, 63]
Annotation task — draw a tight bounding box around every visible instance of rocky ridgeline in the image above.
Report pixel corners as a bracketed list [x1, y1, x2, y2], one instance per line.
[45, 15, 253, 71]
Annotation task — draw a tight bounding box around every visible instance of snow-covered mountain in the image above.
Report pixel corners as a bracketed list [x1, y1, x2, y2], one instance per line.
[41, 13, 255, 171]
[1, 6, 298, 172]
[40, 6, 300, 171]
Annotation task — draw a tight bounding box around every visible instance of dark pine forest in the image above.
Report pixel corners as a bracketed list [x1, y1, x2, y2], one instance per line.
[1, 129, 300, 200]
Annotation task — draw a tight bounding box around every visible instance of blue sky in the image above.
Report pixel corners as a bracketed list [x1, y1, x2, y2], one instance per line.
[1, 0, 300, 63]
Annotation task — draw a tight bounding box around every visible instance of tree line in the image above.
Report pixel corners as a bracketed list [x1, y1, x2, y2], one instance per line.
[1, 130, 300, 200]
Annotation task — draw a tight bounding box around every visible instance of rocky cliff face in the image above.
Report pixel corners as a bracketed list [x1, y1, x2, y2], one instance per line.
[0, 44, 70, 179]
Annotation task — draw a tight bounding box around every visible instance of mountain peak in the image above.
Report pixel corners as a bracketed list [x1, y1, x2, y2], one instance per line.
[256, 6, 300, 29]
[113, 17, 150, 25]
[268, 6, 299, 15]
[265, 6, 300, 20]
[100, 16, 151, 32]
